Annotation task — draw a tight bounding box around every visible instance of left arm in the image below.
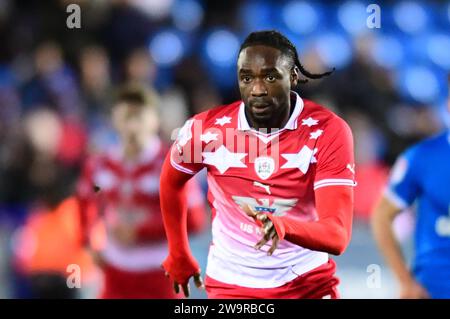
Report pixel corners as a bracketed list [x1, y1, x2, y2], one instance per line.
[246, 115, 355, 255]
[266, 185, 353, 255]
[245, 185, 353, 255]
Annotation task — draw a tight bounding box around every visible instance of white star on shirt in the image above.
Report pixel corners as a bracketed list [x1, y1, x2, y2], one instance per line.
[301, 117, 319, 127]
[215, 116, 232, 126]
[309, 129, 323, 140]
[200, 131, 219, 143]
[281, 146, 318, 174]
[202, 145, 247, 174]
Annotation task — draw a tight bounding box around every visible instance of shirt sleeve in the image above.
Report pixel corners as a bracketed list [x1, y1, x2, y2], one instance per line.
[385, 146, 421, 209]
[75, 157, 99, 245]
[313, 116, 356, 190]
[169, 116, 205, 175]
[76, 157, 96, 200]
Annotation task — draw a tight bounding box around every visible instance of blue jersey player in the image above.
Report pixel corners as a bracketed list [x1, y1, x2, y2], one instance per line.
[372, 85, 450, 298]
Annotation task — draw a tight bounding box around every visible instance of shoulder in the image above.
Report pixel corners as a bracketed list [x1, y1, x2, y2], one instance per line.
[82, 153, 102, 171]
[159, 141, 171, 155]
[389, 136, 443, 185]
[83, 148, 120, 171]
[301, 98, 352, 137]
[402, 131, 448, 162]
[415, 131, 448, 150]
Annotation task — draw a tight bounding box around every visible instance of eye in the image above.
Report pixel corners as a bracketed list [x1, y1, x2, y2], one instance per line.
[266, 75, 276, 82]
[241, 76, 252, 83]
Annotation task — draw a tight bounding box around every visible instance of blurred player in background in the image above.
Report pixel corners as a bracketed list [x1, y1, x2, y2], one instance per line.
[160, 30, 356, 299]
[372, 75, 450, 299]
[77, 85, 206, 299]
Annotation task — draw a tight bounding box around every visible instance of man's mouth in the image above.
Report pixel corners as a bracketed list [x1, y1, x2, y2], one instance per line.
[251, 102, 271, 115]
[250, 101, 271, 112]
[252, 105, 269, 112]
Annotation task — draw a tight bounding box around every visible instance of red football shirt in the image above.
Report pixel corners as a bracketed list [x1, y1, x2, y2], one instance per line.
[170, 92, 355, 288]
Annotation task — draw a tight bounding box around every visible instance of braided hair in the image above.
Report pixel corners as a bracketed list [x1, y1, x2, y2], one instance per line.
[239, 30, 334, 83]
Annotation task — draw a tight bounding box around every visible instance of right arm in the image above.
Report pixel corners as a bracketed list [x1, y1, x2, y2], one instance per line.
[371, 196, 429, 299]
[371, 148, 429, 299]
[160, 153, 204, 296]
[160, 153, 198, 278]
[160, 116, 206, 297]
[75, 157, 100, 247]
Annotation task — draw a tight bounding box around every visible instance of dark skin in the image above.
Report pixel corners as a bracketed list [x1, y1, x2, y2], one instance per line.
[171, 45, 300, 297]
[238, 45, 300, 132]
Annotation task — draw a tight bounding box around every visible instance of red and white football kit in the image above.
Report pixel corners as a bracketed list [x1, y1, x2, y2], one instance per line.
[161, 92, 355, 298]
[77, 137, 206, 298]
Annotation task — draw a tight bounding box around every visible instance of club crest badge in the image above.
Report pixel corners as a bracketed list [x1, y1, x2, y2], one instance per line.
[254, 156, 275, 180]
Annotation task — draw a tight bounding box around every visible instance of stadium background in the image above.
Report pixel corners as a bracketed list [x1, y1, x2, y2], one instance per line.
[0, 0, 449, 298]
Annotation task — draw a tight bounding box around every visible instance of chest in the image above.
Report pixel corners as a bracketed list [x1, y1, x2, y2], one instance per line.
[420, 165, 450, 212]
[92, 163, 160, 202]
[203, 129, 320, 203]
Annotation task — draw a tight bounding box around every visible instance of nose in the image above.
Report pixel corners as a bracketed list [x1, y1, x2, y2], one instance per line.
[251, 79, 268, 97]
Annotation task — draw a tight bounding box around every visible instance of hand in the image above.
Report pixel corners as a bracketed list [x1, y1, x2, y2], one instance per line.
[164, 271, 204, 298]
[399, 278, 430, 299]
[111, 223, 136, 246]
[242, 204, 280, 256]
[162, 255, 205, 298]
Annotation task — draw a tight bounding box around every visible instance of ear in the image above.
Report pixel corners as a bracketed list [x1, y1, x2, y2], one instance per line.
[290, 66, 299, 87]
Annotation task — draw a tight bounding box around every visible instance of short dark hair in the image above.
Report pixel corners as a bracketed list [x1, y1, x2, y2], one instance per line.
[114, 84, 158, 108]
[239, 30, 334, 83]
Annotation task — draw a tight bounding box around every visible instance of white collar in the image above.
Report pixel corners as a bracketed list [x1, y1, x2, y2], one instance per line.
[237, 91, 304, 132]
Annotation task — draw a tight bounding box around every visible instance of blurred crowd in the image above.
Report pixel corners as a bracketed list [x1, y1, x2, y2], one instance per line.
[0, 0, 448, 298]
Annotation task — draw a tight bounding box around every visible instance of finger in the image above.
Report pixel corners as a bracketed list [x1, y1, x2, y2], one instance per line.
[263, 221, 273, 235]
[193, 273, 204, 289]
[254, 235, 269, 250]
[182, 283, 190, 298]
[267, 233, 280, 256]
[270, 229, 278, 239]
[255, 225, 273, 249]
[243, 204, 257, 218]
[173, 282, 180, 294]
